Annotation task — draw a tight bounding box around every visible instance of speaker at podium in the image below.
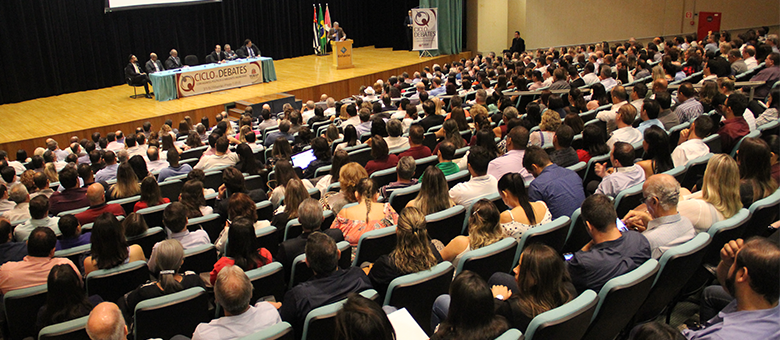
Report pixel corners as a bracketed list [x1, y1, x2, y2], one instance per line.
[331, 39, 354, 69]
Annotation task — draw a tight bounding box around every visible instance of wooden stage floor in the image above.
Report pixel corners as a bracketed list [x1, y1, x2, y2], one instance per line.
[0, 47, 470, 154]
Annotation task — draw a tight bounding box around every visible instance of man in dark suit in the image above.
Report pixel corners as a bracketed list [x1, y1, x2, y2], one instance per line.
[276, 199, 343, 276]
[145, 53, 165, 74]
[164, 49, 182, 70]
[209, 45, 226, 64]
[404, 10, 413, 50]
[329, 22, 346, 43]
[239, 39, 260, 58]
[510, 31, 525, 54]
[125, 55, 151, 98]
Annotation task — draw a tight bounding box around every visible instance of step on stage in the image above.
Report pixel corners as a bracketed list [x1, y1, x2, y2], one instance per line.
[0, 47, 471, 153]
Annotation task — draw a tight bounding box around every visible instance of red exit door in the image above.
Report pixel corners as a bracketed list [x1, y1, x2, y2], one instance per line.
[697, 12, 721, 42]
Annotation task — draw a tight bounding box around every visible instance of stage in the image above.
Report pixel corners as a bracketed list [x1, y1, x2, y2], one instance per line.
[0, 47, 470, 154]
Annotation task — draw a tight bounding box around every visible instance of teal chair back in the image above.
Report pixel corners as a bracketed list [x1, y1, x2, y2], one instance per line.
[254, 225, 279, 257]
[413, 155, 439, 178]
[107, 195, 141, 215]
[127, 226, 165, 259]
[384, 262, 454, 335]
[702, 134, 721, 153]
[632, 233, 711, 324]
[561, 208, 590, 254]
[680, 153, 713, 190]
[137, 202, 171, 228]
[704, 208, 751, 266]
[582, 153, 610, 187]
[662, 165, 687, 185]
[445, 170, 471, 189]
[613, 182, 644, 217]
[38, 315, 89, 340]
[566, 161, 587, 179]
[180, 244, 218, 274]
[388, 183, 422, 214]
[187, 213, 223, 241]
[730, 130, 761, 158]
[515, 216, 571, 264]
[301, 290, 378, 340]
[426, 205, 467, 245]
[134, 287, 210, 340]
[289, 241, 351, 289]
[352, 226, 397, 266]
[54, 243, 91, 267]
[456, 238, 518, 281]
[370, 166, 398, 188]
[744, 188, 780, 238]
[246, 262, 287, 304]
[523, 290, 599, 340]
[236, 322, 293, 340]
[494, 328, 523, 340]
[4, 284, 48, 340]
[581, 259, 659, 340]
[86, 261, 149, 303]
[159, 179, 184, 202]
[256, 200, 274, 222]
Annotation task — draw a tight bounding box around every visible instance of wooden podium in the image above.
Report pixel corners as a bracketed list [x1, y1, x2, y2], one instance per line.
[331, 39, 354, 69]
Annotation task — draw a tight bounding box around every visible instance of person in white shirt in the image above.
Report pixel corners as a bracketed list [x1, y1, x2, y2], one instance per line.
[596, 85, 629, 134]
[194, 136, 239, 171]
[14, 195, 60, 242]
[449, 147, 497, 207]
[383, 119, 409, 151]
[742, 46, 758, 70]
[629, 83, 648, 114]
[301, 101, 316, 124]
[581, 63, 600, 86]
[594, 142, 646, 197]
[324, 97, 337, 116]
[342, 104, 360, 127]
[598, 65, 618, 92]
[2, 184, 30, 223]
[192, 265, 281, 340]
[672, 116, 713, 167]
[607, 105, 643, 149]
[147, 202, 211, 272]
[145, 147, 168, 173]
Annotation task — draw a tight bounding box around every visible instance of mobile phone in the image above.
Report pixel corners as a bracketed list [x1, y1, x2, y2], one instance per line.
[563, 253, 574, 261]
[616, 218, 628, 232]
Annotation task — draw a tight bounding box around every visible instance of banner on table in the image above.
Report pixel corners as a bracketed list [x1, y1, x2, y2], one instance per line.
[176, 61, 263, 97]
[412, 8, 438, 51]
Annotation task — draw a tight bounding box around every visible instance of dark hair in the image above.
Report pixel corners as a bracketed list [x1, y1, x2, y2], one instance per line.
[330, 150, 350, 183]
[272, 137, 293, 161]
[642, 99, 661, 120]
[179, 181, 206, 218]
[734, 237, 780, 304]
[590, 83, 610, 106]
[507, 126, 530, 150]
[642, 126, 674, 174]
[580, 194, 618, 233]
[335, 294, 396, 340]
[28, 227, 57, 257]
[498, 173, 536, 225]
[435, 271, 508, 339]
[163, 202, 188, 233]
[725, 92, 748, 117]
[311, 137, 331, 162]
[90, 213, 129, 269]
[227, 192, 258, 222]
[58, 166, 79, 189]
[582, 124, 610, 157]
[343, 125, 359, 147]
[58, 214, 80, 239]
[29, 195, 50, 219]
[655, 91, 672, 110]
[123, 212, 149, 238]
[691, 116, 713, 139]
[305, 231, 339, 275]
[737, 138, 778, 204]
[555, 125, 574, 148]
[273, 160, 299, 190]
[226, 217, 267, 270]
[40, 264, 93, 328]
[466, 147, 492, 175]
[0, 219, 11, 244]
[629, 322, 684, 340]
[235, 143, 260, 175]
[140, 176, 164, 208]
[370, 136, 390, 160]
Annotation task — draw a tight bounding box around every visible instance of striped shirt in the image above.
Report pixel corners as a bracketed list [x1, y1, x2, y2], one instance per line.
[673, 98, 703, 123]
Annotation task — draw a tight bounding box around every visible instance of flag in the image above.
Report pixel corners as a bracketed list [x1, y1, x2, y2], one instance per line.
[313, 5, 321, 54]
[318, 4, 327, 50]
[323, 4, 331, 31]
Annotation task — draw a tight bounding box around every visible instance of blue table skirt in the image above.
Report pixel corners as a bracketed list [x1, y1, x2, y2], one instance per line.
[149, 57, 276, 102]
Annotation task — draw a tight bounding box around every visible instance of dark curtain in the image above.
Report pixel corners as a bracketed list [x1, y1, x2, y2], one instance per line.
[0, 0, 421, 105]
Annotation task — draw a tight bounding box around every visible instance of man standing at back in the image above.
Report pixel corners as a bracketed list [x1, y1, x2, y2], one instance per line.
[567, 194, 651, 294]
[523, 146, 585, 219]
[279, 232, 371, 335]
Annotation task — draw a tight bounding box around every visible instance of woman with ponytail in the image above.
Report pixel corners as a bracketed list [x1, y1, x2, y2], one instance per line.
[497, 173, 552, 239]
[367, 207, 442, 297]
[120, 239, 204, 323]
[331, 178, 398, 246]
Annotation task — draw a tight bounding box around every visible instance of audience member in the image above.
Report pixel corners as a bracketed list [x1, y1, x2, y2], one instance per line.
[15, 195, 60, 241]
[488, 126, 534, 184]
[677, 154, 742, 233]
[322, 162, 368, 214]
[94, 151, 119, 183]
[498, 172, 552, 239]
[449, 147, 497, 207]
[398, 125, 432, 159]
[133, 176, 170, 212]
[36, 264, 101, 332]
[86, 302, 128, 340]
[577, 124, 610, 163]
[524, 146, 585, 218]
[194, 136, 239, 171]
[441, 199, 505, 267]
[636, 126, 674, 178]
[364, 136, 399, 175]
[83, 213, 145, 276]
[736, 137, 778, 207]
[332, 178, 397, 246]
[277, 199, 344, 272]
[49, 166, 90, 215]
[607, 104, 643, 149]
[334, 293, 396, 340]
[655, 91, 680, 130]
[674, 83, 704, 123]
[3, 183, 31, 222]
[0, 227, 79, 294]
[597, 85, 629, 134]
[430, 271, 509, 339]
[75, 183, 125, 225]
[216, 167, 268, 216]
[209, 217, 273, 285]
[408, 166, 455, 215]
[55, 214, 91, 251]
[106, 162, 140, 201]
[378, 156, 418, 202]
[673, 115, 713, 167]
[549, 125, 578, 167]
[718, 92, 751, 153]
[193, 265, 281, 339]
[148, 202, 210, 271]
[0, 219, 27, 265]
[595, 142, 646, 197]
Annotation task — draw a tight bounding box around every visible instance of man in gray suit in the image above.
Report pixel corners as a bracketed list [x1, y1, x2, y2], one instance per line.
[145, 53, 165, 74]
[165, 49, 182, 70]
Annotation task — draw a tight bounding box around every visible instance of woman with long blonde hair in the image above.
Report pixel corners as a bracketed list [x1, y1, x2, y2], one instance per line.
[407, 166, 455, 215]
[44, 163, 59, 183]
[440, 199, 505, 266]
[368, 206, 441, 296]
[678, 154, 742, 232]
[107, 162, 140, 200]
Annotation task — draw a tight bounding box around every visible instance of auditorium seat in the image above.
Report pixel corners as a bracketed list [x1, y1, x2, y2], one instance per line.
[455, 238, 517, 281]
[412, 155, 438, 178]
[300, 289, 378, 340]
[388, 183, 421, 214]
[495, 328, 523, 340]
[184, 55, 199, 66]
[126, 76, 146, 99]
[680, 153, 713, 190]
[515, 216, 571, 263]
[37, 315, 89, 340]
[383, 262, 454, 335]
[667, 122, 690, 148]
[729, 130, 761, 158]
[54, 243, 91, 267]
[445, 170, 471, 189]
[256, 201, 274, 222]
[370, 166, 397, 188]
[179, 243, 218, 274]
[236, 321, 294, 340]
[134, 287, 210, 340]
[254, 225, 278, 256]
[351, 226, 397, 266]
[702, 134, 721, 153]
[522, 290, 598, 340]
[86, 261, 149, 303]
[159, 179, 184, 202]
[743, 188, 780, 238]
[137, 202, 171, 228]
[246, 262, 287, 304]
[561, 208, 590, 254]
[4, 284, 48, 340]
[108, 195, 141, 215]
[127, 226, 166, 259]
[187, 213, 223, 240]
[289, 241, 351, 289]
[613, 182, 644, 217]
[425, 205, 466, 245]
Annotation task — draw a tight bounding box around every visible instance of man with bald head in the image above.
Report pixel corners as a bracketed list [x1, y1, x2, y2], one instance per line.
[622, 174, 695, 259]
[74, 183, 125, 225]
[193, 265, 281, 339]
[87, 302, 128, 340]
